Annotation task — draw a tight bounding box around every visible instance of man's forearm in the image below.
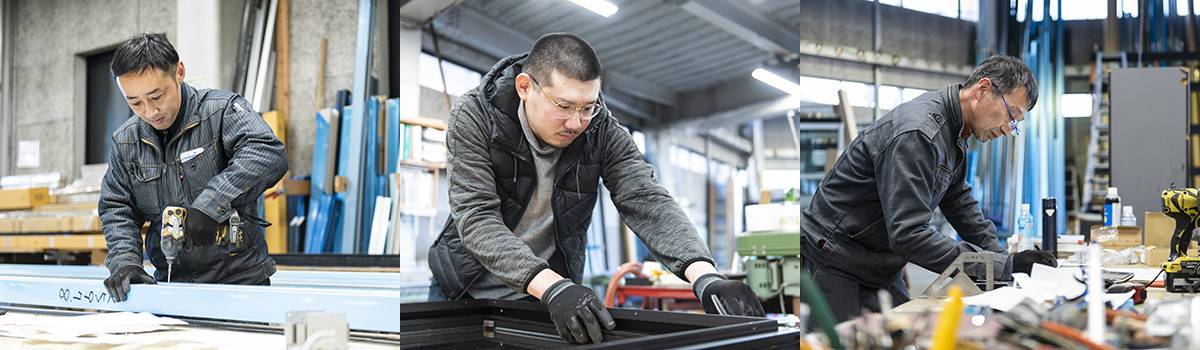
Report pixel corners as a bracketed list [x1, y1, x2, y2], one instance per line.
[527, 268, 567, 299]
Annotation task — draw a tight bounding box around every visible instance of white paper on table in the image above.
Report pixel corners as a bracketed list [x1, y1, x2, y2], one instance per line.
[962, 286, 1037, 312]
[1104, 291, 1136, 308]
[0, 312, 186, 338]
[1024, 264, 1087, 299]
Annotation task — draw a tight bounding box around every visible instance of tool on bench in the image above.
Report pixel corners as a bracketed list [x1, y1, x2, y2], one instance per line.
[1160, 187, 1200, 292]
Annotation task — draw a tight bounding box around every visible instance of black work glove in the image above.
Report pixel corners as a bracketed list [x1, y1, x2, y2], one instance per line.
[103, 265, 156, 302]
[692, 273, 766, 317]
[185, 207, 220, 246]
[541, 279, 615, 344]
[1011, 250, 1058, 275]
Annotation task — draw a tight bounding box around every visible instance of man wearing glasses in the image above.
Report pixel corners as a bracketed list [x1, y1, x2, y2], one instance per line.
[797, 55, 1059, 322]
[427, 33, 763, 344]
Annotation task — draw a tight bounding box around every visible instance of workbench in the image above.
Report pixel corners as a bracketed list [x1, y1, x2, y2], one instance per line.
[0, 309, 399, 349]
[0, 264, 408, 347]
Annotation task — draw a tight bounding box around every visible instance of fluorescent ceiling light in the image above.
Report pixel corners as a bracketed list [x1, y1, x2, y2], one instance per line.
[1061, 93, 1094, 118]
[752, 68, 803, 96]
[569, 0, 618, 17]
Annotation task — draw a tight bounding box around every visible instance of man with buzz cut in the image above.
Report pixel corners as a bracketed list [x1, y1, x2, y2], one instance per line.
[428, 33, 764, 345]
[99, 33, 287, 302]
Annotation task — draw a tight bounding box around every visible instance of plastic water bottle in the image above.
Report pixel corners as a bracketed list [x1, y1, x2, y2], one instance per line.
[1120, 206, 1137, 227]
[1018, 203, 1036, 251]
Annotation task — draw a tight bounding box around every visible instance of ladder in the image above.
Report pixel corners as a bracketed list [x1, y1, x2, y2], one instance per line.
[1078, 51, 1126, 219]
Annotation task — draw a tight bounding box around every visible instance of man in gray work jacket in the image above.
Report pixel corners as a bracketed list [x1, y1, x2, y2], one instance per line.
[428, 33, 763, 344]
[798, 55, 1058, 322]
[99, 33, 287, 302]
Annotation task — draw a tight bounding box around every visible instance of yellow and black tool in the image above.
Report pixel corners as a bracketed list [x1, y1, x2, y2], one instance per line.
[1160, 187, 1200, 292]
[161, 206, 187, 283]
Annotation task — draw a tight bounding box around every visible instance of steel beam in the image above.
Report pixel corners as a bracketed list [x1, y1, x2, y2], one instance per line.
[680, 0, 972, 77]
[397, 0, 459, 25]
[430, 5, 676, 107]
[0, 275, 400, 333]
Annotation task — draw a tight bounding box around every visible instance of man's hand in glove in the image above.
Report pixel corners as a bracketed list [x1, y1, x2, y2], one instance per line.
[692, 273, 766, 317]
[1011, 250, 1058, 275]
[103, 265, 156, 302]
[541, 279, 615, 344]
[185, 207, 219, 246]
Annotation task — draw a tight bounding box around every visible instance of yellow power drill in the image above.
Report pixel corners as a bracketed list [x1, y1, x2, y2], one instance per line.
[1160, 187, 1200, 292]
[160, 206, 243, 283]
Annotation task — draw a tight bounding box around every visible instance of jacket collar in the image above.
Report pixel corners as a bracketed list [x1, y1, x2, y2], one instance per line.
[944, 83, 966, 140]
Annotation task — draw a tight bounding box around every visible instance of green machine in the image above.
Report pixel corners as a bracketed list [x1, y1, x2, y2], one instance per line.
[736, 230, 803, 300]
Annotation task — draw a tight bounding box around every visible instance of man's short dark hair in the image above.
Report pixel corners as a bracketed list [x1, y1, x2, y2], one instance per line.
[524, 33, 602, 85]
[110, 33, 180, 78]
[964, 55, 1038, 111]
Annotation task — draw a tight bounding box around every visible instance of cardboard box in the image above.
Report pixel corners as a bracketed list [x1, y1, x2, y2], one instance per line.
[0, 187, 51, 211]
[1143, 212, 1199, 266]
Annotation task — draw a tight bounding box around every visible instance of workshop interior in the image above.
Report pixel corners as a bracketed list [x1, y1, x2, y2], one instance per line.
[1, 0, 1200, 348]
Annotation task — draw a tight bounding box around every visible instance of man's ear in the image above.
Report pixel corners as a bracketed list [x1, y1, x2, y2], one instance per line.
[175, 61, 186, 83]
[515, 73, 531, 100]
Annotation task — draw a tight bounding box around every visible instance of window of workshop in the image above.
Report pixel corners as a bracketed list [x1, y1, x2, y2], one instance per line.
[418, 53, 481, 97]
[879, 85, 903, 110]
[902, 88, 928, 102]
[1014, 0, 1160, 21]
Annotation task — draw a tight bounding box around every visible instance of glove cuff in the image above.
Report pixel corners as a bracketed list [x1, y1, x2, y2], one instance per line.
[541, 278, 573, 304]
[691, 273, 726, 298]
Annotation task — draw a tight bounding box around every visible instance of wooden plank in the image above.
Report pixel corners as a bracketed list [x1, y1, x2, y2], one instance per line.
[274, 0, 290, 126]
[0, 188, 51, 211]
[265, 188, 287, 254]
[316, 38, 328, 110]
[399, 116, 447, 131]
[397, 159, 446, 170]
[0, 234, 106, 251]
[33, 202, 97, 212]
[19, 217, 73, 233]
[283, 179, 310, 196]
[836, 89, 859, 144]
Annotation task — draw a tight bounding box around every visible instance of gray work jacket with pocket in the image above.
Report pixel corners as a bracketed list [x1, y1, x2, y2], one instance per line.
[99, 82, 287, 284]
[798, 84, 1011, 289]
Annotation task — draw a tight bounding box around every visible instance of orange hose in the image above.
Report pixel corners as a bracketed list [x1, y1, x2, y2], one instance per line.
[604, 262, 646, 308]
[1040, 321, 1116, 350]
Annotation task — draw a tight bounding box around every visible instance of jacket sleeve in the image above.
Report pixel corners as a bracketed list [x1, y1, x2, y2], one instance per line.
[448, 95, 550, 293]
[939, 172, 1004, 253]
[876, 131, 1008, 280]
[99, 141, 147, 273]
[191, 96, 288, 223]
[599, 114, 713, 281]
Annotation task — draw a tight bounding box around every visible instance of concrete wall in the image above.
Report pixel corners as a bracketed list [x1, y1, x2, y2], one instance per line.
[283, 0, 358, 177]
[9, 0, 175, 178]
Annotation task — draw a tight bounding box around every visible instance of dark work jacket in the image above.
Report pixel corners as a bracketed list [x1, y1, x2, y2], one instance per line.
[798, 84, 1009, 289]
[428, 54, 712, 299]
[99, 82, 287, 284]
